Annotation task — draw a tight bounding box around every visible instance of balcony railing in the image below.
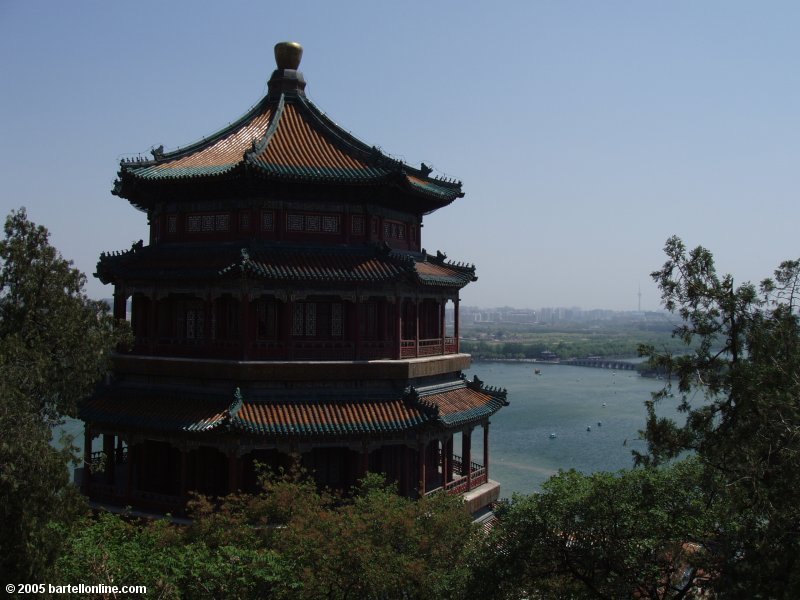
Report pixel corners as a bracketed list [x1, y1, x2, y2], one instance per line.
[130, 335, 458, 360]
[426, 454, 487, 497]
[88, 449, 128, 475]
[400, 336, 458, 358]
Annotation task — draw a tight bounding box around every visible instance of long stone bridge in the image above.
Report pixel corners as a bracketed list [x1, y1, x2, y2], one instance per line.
[559, 358, 638, 371]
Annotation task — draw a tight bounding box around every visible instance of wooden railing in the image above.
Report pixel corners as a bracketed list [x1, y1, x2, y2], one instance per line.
[400, 337, 459, 358]
[131, 335, 458, 360]
[89, 449, 128, 474]
[426, 454, 487, 497]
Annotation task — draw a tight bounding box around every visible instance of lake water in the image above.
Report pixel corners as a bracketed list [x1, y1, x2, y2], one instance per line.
[57, 360, 673, 499]
[467, 361, 672, 498]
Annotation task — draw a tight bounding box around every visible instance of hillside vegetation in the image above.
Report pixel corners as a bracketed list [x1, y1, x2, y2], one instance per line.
[460, 317, 688, 360]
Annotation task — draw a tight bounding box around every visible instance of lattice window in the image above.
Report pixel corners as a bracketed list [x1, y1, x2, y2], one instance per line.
[322, 215, 339, 233]
[240, 212, 250, 231]
[216, 214, 230, 231]
[382, 220, 407, 240]
[186, 216, 201, 232]
[351, 215, 365, 235]
[287, 214, 303, 232]
[292, 303, 304, 335]
[202, 215, 214, 231]
[305, 303, 316, 336]
[185, 309, 204, 340]
[186, 309, 196, 339]
[167, 215, 177, 233]
[372, 217, 379, 235]
[261, 211, 275, 232]
[306, 215, 321, 232]
[257, 300, 277, 339]
[361, 301, 378, 339]
[331, 303, 342, 337]
[213, 296, 239, 340]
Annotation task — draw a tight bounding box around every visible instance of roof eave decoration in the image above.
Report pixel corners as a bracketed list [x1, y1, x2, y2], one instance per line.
[95, 239, 145, 284]
[407, 379, 508, 429]
[79, 389, 229, 433]
[465, 374, 509, 405]
[223, 388, 246, 430]
[404, 386, 441, 418]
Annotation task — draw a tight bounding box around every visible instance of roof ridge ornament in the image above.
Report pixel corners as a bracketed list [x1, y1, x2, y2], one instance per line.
[268, 41, 306, 99]
[275, 41, 303, 70]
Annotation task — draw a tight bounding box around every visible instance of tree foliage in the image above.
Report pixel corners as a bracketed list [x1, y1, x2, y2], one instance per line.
[0, 209, 128, 581]
[0, 208, 128, 422]
[638, 236, 800, 596]
[468, 459, 716, 599]
[57, 473, 474, 599]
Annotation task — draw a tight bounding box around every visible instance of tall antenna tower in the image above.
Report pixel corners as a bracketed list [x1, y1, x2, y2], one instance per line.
[638, 284, 642, 312]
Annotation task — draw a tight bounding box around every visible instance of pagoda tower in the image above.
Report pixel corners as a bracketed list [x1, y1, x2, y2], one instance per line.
[81, 42, 507, 516]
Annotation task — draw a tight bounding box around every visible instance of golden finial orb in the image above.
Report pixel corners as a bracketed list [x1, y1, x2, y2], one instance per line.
[274, 41, 303, 70]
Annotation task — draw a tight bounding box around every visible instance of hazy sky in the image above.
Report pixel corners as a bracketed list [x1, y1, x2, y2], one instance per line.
[2, 1, 798, 310]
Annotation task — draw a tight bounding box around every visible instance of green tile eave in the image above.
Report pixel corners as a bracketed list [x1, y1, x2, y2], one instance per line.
[250, 161, 390, 181]
[417, 274, 472, 286]
[127, 164, 238, 179]
[229, 415, 425, 436]
[80, 407, 223, 433]
[407, 179, 460, 199]
[437, 399, 506, 427]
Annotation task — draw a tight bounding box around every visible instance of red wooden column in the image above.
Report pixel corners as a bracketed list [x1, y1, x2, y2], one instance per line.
[440, 437, 454, 486]
[382, 299, 389, 347]
[440, 300, 446, 354]
[148, 293, 158, 354]
[284, 300, 294, 360]
[204, 293, 213, 344]
[395, 297, 402, 358]
[414, 299, 420, 357]
[353, 300, 361, 360]
[439, 439, 446, 487]
[462, 428, 472, 491]
[103, 434, 116, 484]
[417, 440, 427, 496]
[113, 287, 127, 322]
[240, 291, 253, 360]
[483, 421, 490, 482]
[454, 297, 460, 353]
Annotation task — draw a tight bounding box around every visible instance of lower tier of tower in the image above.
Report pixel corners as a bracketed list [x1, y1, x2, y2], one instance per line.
[77, 428, 501, 516]
[79, 353, 507, 515]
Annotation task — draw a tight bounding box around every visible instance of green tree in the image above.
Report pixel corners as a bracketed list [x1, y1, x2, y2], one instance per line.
[57, 473, 474, 599]
[639, 236, 800, 596]
[0, 208, 129, 580]
[57, 511, 294, 599]
[0, 208, 127, 422]
[468, 459, 716, 599]
[271, 473, 474, 599]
